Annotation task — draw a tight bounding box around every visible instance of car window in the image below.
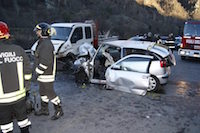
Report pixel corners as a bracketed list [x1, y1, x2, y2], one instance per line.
[123, 48, 147, 56]
[123, 48, 159, 60]
[97, 45, 121, 62]
[115, 57, 151, 73]
[85, 27, 91, 39]
[71, 27, 83, 43]
[106, 46, 121, 62]
[51, 27, 72, 41]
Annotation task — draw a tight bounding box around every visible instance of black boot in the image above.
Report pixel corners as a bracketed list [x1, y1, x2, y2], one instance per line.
[51, 104, 64, 120]
[20, 126, 30, 133]
[34, 101, 49, 116]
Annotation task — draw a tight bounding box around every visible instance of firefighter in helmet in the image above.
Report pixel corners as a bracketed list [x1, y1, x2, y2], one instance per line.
[0, 21, 32, 133]
[33, 22, 63, 120]
[146, 32, 153, 41]
[168, 33, 175, 41]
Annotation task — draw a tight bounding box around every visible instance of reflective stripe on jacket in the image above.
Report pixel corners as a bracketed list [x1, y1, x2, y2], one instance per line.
[37, 56, 56, 82]
[0, 43, 31, 104]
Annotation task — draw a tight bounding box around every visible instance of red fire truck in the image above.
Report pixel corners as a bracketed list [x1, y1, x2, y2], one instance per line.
[178, 20, 200, 60]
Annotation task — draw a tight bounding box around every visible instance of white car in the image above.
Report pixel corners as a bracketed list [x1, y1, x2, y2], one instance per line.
[75, 40, 176, 92]
[105, 54, 153, 94]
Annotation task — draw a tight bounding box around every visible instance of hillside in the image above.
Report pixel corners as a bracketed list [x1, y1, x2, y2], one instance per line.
[136, 0, 200, 19]
[0, 0, 199, 49]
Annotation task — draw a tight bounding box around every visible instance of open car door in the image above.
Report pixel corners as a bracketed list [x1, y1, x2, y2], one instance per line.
[90, 44, 121, 84]
[105, 54, 153, 95]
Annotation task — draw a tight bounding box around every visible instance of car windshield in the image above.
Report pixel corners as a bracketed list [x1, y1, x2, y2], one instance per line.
[51, 27, 72, 41]
[184, 23, 200, 36]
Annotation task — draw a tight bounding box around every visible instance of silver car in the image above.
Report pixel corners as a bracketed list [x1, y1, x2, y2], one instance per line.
[105, 54, 152, 94]
[75, 40, 176, 92]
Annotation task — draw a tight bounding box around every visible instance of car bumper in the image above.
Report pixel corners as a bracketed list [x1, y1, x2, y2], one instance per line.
[156, 67, 170, 85]
[178, 49, 200, 58]
[156, 73, 169, 85]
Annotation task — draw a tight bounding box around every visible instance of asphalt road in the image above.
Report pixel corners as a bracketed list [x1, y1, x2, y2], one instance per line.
[162, 51, 200, 97]
[13, 51, 200, 133]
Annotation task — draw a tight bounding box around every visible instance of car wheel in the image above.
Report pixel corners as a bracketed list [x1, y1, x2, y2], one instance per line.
[147, 75, 160, 92]
[181, 56, 186, 60]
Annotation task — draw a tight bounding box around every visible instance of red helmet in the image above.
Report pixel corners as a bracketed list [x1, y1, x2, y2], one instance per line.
[0, 21, 10, 39]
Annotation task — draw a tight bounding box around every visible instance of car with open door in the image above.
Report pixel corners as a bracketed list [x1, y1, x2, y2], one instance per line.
[75, 40, 176, 92]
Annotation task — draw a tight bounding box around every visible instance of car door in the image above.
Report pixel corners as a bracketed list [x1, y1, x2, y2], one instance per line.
[70, 27, 84, 55]
[105, 54, 152, 92]
[89, 44, 121, 84]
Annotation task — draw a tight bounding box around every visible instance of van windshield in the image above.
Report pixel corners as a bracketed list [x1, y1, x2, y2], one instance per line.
[184, 23, 200, 36]
[51, 27, 72, 41]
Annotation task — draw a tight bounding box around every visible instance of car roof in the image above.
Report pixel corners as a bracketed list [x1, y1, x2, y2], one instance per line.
[51, 23, 91, 28]
[128, 36, 145, 41]
[103, 40, 169, 58]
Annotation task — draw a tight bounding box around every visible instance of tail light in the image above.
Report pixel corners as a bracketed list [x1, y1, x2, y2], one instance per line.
[160, 60, 167, 67]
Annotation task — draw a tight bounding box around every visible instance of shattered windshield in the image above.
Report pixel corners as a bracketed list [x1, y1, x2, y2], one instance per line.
[51, 27, 72, 41]
[184, 23, 200, 36]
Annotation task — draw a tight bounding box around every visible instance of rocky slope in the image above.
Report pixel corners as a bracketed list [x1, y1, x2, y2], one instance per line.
[136, 0, 200, 19]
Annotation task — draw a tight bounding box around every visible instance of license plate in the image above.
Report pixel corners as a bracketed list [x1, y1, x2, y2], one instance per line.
[194, 45, 200, 50]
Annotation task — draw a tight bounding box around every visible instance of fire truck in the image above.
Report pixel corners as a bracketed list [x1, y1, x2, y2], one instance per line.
[178, 20, 200, 60]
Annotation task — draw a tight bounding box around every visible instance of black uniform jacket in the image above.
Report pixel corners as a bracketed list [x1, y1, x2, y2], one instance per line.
[35, 38, 56, 82]
[0, 41, 31, 104]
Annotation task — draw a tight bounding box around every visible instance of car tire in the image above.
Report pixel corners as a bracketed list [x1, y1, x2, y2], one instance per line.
[147, 75, 161, 92]
[181, 56, 186, 60]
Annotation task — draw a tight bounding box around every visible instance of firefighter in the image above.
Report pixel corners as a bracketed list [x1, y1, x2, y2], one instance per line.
[145, 32, 153, 42]
[33, 22, 63, 120]
[0, 21, 32, 133]
[168, 33, 175, 41]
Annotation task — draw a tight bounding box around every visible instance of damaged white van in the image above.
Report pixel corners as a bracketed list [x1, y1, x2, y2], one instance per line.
[75, 40, 176, 92]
